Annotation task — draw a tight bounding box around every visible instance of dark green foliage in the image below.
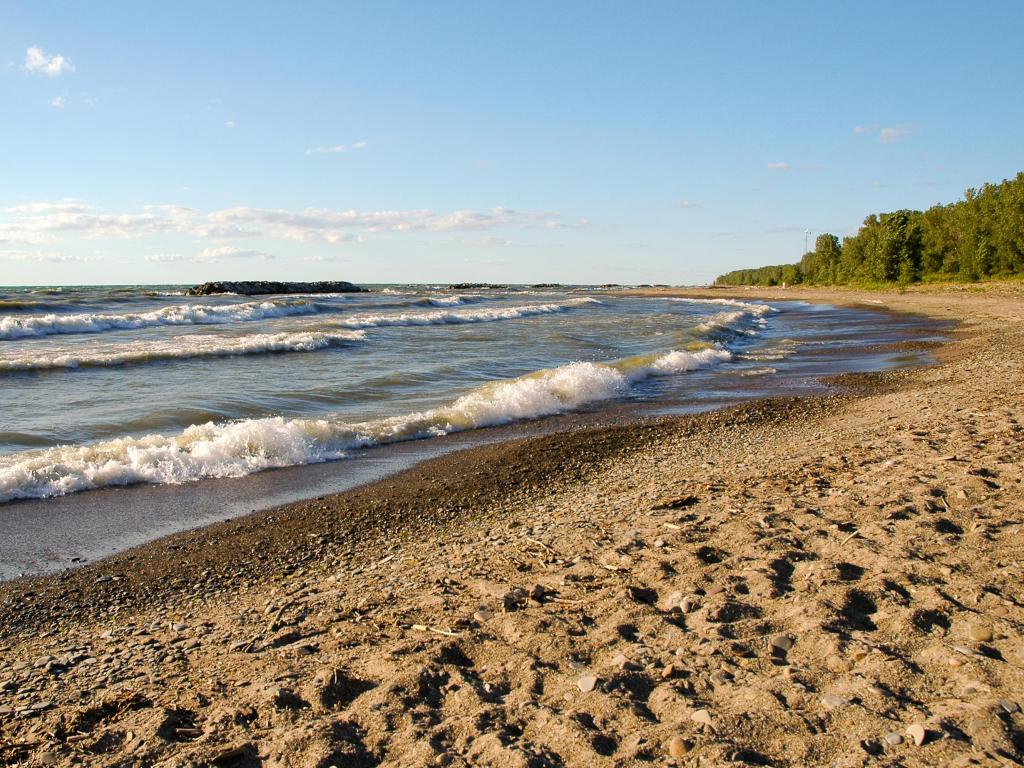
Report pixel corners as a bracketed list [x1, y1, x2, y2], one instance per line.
[715, 172, 1024, 286]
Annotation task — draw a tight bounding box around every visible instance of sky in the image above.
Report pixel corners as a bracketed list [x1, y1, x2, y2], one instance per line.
[2, 1, 1023, 286]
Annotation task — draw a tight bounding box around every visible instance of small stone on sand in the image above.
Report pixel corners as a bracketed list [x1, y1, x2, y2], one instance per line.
[769, 633, 794, 654]
[691, 708, 713, 727]
[667, 736, 691, 757]
[577, 675, 598, 693]
[969, 624, 993, 642]
[906, 723, 927, 746]
[998, 699, 1021, 714]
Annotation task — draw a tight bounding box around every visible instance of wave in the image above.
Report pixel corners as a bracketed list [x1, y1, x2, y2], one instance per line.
[0, 299, 321, 340]
[741, 338, 798, 362]
[0, 297, 596, 341]
[693, 309, 768, 339]
[335, 298, 599, 330]
[0, 330, 366, 372]
[670, 296, 774, 318]
[413, 295, 477, 307]
[0, 299, 53, 311]
[0, 344, 728, 502]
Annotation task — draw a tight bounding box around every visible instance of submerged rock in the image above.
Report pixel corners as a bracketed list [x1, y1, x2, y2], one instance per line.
[186, 280, 367, 296]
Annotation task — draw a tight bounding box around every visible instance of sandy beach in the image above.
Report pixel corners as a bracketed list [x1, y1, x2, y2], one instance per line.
[1, 284, 1022, 767]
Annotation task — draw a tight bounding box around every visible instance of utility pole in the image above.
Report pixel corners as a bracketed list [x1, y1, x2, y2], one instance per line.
[804, 229, 811, 254]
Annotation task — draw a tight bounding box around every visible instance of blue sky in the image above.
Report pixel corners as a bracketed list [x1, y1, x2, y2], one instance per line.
[2, 1, 1023, 286]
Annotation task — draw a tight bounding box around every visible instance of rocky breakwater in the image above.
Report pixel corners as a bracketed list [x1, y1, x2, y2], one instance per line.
[185, 281, 367, 296]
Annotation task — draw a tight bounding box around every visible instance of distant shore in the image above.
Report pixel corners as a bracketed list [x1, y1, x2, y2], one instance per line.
[0, 283, 1021, 767]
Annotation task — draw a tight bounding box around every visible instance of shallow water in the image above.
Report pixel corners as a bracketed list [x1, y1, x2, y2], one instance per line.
[0, 284, 944, 577]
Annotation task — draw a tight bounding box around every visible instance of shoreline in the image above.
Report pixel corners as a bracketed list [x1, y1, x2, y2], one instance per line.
[1, 284, 1022, 767]
[0, 295, 939, 581]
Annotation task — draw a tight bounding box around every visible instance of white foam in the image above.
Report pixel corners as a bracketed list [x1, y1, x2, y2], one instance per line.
[0, 343, 727, 502]
[335, 298, 600, 329]
[670, 297, 775, 316]
[0, 330, 366, 372]
[416, 295, 474, 307]
[0, 299, 320, 339]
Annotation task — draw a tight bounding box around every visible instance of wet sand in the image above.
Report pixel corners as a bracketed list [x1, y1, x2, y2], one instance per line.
[0, 283, 1022, 767]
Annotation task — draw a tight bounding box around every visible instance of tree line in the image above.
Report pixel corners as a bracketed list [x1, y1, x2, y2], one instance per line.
[715, 172, 1024, 286]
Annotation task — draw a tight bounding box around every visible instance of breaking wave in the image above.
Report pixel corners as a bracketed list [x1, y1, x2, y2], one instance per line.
[0, 330, 366, 372]
[0, 345, 729, 502]
[414, 295, 478, 307]
[334, 298, 600, 330]
[0, 300, 321, 340]
[669, 297, 775, 316]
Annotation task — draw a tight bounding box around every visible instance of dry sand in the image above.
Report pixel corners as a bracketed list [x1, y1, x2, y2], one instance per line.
[1, 283, 1022, 767]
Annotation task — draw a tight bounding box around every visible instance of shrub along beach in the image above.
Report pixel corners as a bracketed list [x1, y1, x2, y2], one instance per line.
[716, 173, 1024, 288]
[1, 283, 1022, 767]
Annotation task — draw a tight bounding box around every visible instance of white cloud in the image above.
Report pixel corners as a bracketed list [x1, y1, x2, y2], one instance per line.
[879, 124, 915, 144]
[143, 253, 187, 263]
[1, 249, 98, 263]
[5, 200, 87, 215]
[225, 120, 235, 129]
[545, 218, 590, 230]
[853, 123, 916, 144]
[679, 200, 701, 209]
[196, 246, 274, 261]
[24, 46, 74, 77]
[767, 162, 790, 171]
[202, 204, 570, 242]
[305, 141, 368, 156]
[458, 236, 516, 247]
[50, 96, 66, 109]
[0, 203, 196, 244]
[0, 201, 583, 250]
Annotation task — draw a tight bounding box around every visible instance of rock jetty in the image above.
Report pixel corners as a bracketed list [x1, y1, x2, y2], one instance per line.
[186, 280, 366, 296]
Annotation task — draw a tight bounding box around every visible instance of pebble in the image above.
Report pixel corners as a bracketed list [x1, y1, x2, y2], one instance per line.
[710, 670, 733, 686]
[969, 624, 994, 642]
[769, 633, 794, 654]
[611, 653, 629, 670]
[667, 736, 691, 757]
[577, 675, 598, 693]
[680, 596, 700, 613]
[998, 699, 1020, 714]
[821, 695, 848, 709]
[884, 733, 904, 746]
[906, 723, 927, 746]
[690, 708, 713, 727]
[472, 608, 494, 623]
